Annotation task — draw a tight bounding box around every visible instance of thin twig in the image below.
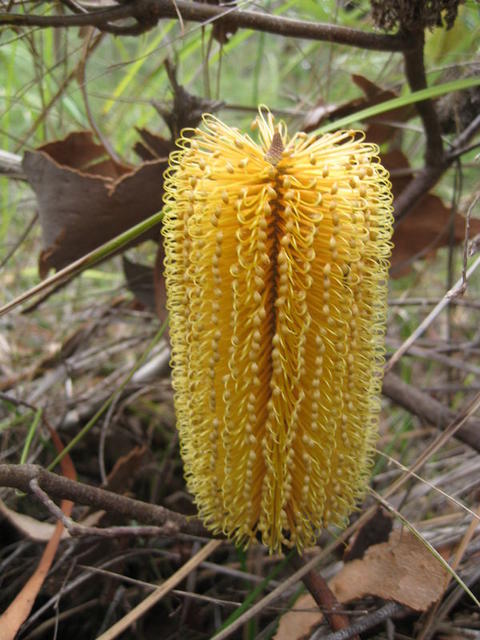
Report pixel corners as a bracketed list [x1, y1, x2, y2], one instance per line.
[463, 193, 480, 288]
[314, 602, 406, 640]
[95, 539, 222, 640]
[385, 341, 480, 377]
[77, 29, 124, 167]
[0, 212, 38, 269]
[28, 478, 179, 538]
[385, 254, 480, 373]
[394, 114, 480, 223]
[0, 3, 134, 28]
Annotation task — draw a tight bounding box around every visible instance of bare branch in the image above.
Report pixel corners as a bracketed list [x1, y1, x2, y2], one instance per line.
[0, 464, 209, 538]
[0, 0, 414, 51]
[0, 149, 24, 180]
[382, 372, 480, 453]
[0, 2, 133, 27]
[402, 29, 444, 166]
[28, 478, 179, 538]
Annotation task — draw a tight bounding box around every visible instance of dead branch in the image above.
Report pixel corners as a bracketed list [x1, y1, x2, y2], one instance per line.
[0, 0, 414, 51]
[0, 149, 24, 180]
[382, 372, 480, 453]
[402, 28, 444, 166]
[0, 463, 209, 538]
[28, 478, 181, 538]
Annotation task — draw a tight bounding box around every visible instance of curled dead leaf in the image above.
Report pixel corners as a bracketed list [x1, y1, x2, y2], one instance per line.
[22, 131, 167, 278]
[330, 529, 450, 611]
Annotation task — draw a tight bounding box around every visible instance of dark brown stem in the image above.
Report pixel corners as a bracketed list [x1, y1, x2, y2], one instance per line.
[289, 552, 359, 638]
[0, 3, 133, 27]
[402, 29, 444, 166]
[382, 372, 480, 453]
[1, 1, 414, 51]
[0, 464, 209, 538]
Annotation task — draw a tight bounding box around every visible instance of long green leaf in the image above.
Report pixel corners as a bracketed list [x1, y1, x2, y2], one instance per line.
[319, 76, 480, 132]
[0, 210, 164, 317]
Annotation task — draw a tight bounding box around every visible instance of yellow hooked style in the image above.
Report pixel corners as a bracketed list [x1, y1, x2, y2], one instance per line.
[162, 108, 394, 552]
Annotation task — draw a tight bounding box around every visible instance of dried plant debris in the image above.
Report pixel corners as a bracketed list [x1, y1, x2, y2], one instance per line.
[343, 507, 394, 562]
[331, 529, 450, 611]
[370, 0, 465, 31]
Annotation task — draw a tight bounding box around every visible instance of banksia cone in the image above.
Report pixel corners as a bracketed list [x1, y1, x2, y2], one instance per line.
[163, 108, 393, 552]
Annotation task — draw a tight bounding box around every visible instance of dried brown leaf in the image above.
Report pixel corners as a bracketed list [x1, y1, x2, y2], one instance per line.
[0, 498, 68, 542]
[331, 530, 450, 611]
[22, 131, 166, 277]
[274, 593, 323, 640]
[275, 529, 451, 639]
[387, 150, 480, 276]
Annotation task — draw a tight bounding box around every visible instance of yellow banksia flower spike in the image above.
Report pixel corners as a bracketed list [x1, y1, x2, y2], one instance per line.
[162, 107, 394, 553]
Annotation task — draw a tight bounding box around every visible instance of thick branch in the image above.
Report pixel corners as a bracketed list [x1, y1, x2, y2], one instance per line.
[0, 0, 414, 51]
[0, 464, 209, 538]
[0, 3, 133, 27]
[402, 29, 443, 166]
[382, 372, 480, 453]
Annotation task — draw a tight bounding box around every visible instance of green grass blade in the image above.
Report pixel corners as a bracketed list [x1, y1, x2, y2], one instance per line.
[319, 76, 480, 132]
[19, 407, 42, 464]
[0, 210, 164, 317]
[214, 550, 294, 635]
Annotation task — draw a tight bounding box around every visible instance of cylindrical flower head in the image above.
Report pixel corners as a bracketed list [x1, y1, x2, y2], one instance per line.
[163, 108, 393, 553]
